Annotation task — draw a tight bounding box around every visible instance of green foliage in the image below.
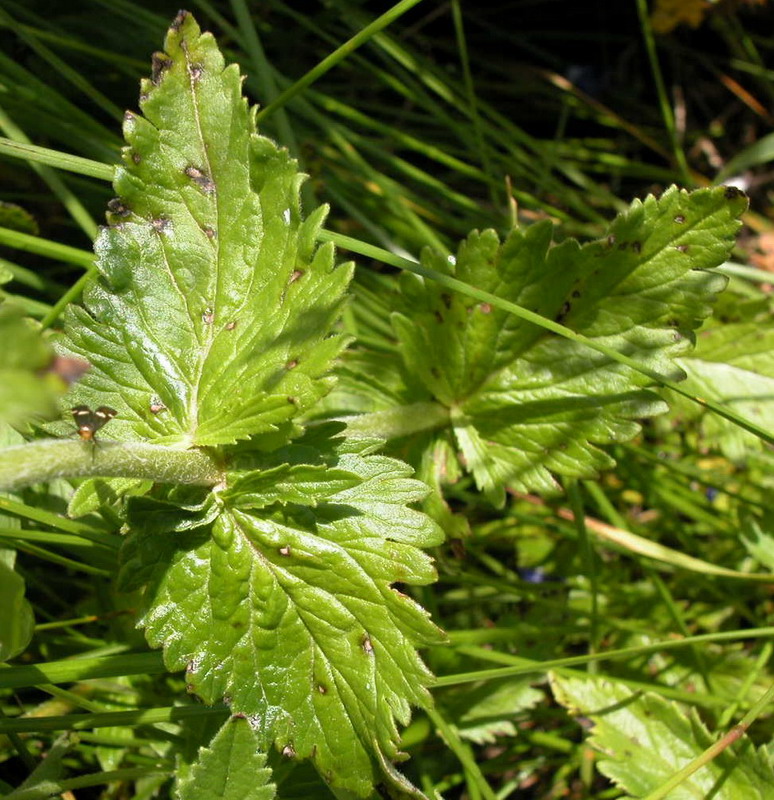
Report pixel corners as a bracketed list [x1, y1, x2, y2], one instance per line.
[676, 316, 774, 461]
[176, 716, 275, 800]
[333, 186, 745, 504]
[2, 734, 73, 800]
[60, 13, 351, 447]
[119, 432, 444, 796]
[0, 4, 771, 800]
[551, 674, 774, 799]
[0, 548, 34, 662]
[42, 11, 439, 798]
[0, 304, 63, 428]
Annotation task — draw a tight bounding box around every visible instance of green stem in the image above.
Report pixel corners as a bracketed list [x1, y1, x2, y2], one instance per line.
[0, 651, 166, 691]
[255, 0, 425, 123]
[0, 137, 114, 181]
[636, 0, 691, 183]
[61, 767, 171, 792]
[426, 706, 498, 800]
[436, 627, 774, 687]
[0, 440, 223, 492]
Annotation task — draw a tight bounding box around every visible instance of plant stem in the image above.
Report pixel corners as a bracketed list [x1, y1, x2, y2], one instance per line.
[0, 440, 223, 492]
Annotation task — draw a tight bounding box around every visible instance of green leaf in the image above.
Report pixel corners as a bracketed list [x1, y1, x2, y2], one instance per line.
[0, 548, 34, 662]
[741, 514, 774, 572]
[223, 463, 363, 509]
[176, 716, 275, 800]
[0, 303, 63, 428]
[336, 186, 746, 501]
[441, 677, 544, 745]
[551, 673, 774, 799]
[67, 477, 153, 518]
[119, 436, 445, 797]
[60, 11, 352, 447]
[675, 320, 774, 461]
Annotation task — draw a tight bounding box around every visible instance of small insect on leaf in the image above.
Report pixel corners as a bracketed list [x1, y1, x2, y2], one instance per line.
[71, 405, 117, 441]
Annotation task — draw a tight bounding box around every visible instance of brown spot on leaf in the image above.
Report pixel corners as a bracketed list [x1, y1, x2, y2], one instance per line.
[184, 165, 215, 194]
[170, 9, 188, 30]
[151, 53, 172, 85]
[151, 217, 171, 234]
[107, 198, 130, 217]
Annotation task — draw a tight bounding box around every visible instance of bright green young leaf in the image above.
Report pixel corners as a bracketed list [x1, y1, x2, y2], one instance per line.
[551, 673, 774, 799]
[176, 716, 275, 800]
[335, 186, 746, 502]
[0, 548, 34, 662]
[119, 432, 445, 797]
[674, 321, 774, 462]
[60, 11, 352, 447]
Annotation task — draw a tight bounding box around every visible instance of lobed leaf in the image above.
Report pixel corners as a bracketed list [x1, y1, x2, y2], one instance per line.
[60, 11, 352, 447]
[337, 186, 747, 502]
[119, 435, 445, 796]
[176, 716, 275, 800]
[551, 673, 774, 799]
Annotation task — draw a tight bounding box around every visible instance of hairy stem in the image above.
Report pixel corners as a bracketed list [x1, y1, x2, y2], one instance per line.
[0, 439, 224, 491]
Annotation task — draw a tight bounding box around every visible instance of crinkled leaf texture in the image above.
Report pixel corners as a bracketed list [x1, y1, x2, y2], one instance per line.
[176, 716, 275, 800]
[119, 431, 445, 797]
[332, 186, 746, 502]
[551, 673, 774, 799]
[59, 11, 351, 447]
